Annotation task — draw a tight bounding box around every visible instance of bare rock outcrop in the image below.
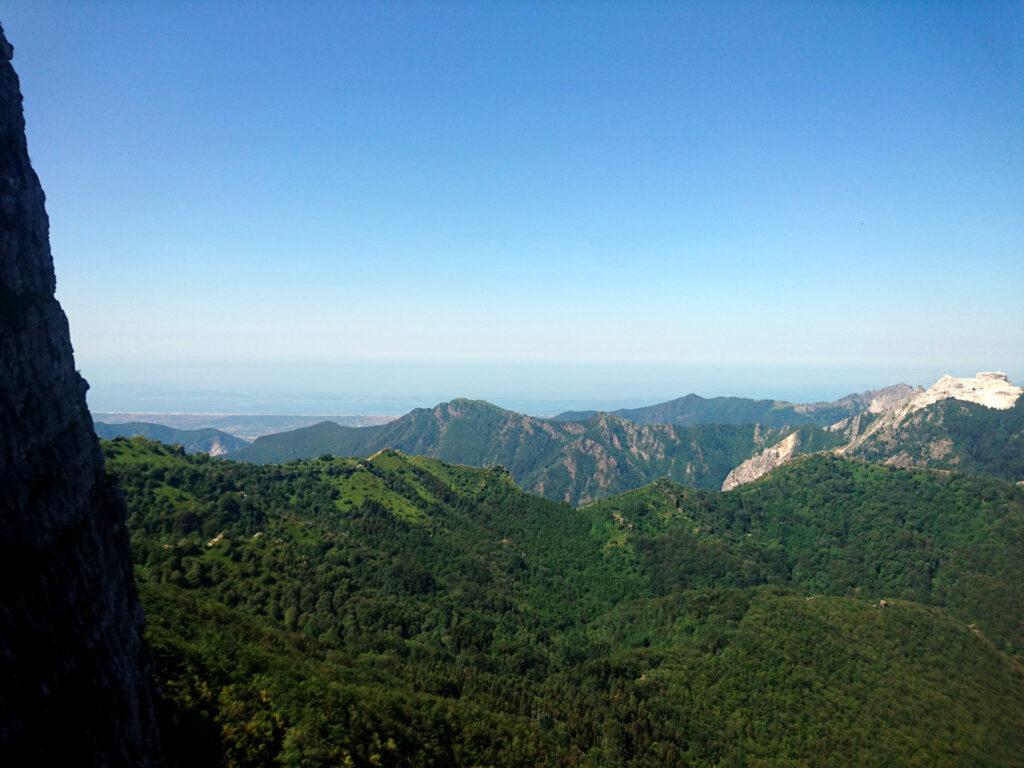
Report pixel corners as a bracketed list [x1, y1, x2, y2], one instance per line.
[792, 383, 916, 417]
[907, 372, 1021, 413]
[0, 24, 159, 765]
[722, 430, 801, 491]
[839, 372, 1023, 456]
[864, 383, 918, 413]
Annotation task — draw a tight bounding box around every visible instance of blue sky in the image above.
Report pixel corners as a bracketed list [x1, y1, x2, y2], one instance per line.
[3, 1, 1022, 411]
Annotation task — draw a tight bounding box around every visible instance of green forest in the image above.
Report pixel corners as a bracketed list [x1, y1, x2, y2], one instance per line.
[850, 397, 1024, 482]
[230, 398, 824, 504]
[106, 438, 1024, 767]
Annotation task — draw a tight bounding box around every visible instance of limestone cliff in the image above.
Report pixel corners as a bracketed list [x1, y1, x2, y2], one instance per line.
[0, 23, 159, 765]
[721, 431, 801, 491]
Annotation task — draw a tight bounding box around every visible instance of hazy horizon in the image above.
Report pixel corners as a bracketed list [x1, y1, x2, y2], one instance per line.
[80, 359, 1024, 418]
[5, 1, 1022, 394]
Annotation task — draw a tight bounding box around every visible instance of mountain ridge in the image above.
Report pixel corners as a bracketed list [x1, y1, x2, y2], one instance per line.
[552, 384, 916, 427]
[230, 398, 803, 504]
[95, 421, 250, 456]
[230, 373, 1024, 501]
[723, 372, 1024, 489]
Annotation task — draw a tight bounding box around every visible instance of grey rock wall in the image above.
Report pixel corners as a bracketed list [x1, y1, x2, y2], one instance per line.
[0, 22, 159, 766]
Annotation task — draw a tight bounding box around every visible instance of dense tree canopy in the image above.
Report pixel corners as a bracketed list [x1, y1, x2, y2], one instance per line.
[106, 438, 1024, 767]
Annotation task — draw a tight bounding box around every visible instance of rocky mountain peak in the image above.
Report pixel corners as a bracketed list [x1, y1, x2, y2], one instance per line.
[909, 371, 1022, 413]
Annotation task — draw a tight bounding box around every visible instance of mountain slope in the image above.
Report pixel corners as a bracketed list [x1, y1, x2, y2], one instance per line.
[721, 421, 853, 490]
[230, 399, 801, 503]
[586, 455, 1024, 652]
[554, 384, 915, 427]
[725, 372, 1024, 489]
[95, 421, 250, 456]
[107, 439, 1024, 766]
[841, 374, 1024, 481]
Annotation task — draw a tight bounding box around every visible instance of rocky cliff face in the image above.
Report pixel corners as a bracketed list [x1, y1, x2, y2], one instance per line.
[721, 431, 801, 491]
[0, 24, 159, 765]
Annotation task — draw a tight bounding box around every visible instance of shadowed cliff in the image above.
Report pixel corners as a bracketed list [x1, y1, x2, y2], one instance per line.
[0, 23, 159, 765]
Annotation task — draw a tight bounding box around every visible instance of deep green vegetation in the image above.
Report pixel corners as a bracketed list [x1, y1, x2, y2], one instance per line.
[230, 399, 803, 503]
[107, 438, 1024, 766]
[552, 389, 895, 427]
[586, 457, 1024, 652]
[850, 397, 1024, 482]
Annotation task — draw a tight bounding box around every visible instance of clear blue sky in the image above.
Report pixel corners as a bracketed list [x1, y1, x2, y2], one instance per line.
[3, 1, 1022, 411]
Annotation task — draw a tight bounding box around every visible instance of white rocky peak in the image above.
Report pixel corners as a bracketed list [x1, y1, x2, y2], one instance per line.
[908, 372, 1022, 413]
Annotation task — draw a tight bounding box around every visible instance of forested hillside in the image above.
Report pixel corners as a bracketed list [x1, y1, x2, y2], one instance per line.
[230, 399, 804, 503]
[553, 385, 914, 427]
[107, 438, 1024, 766]
[845, 396, 1024, 482]
[585, 457, 1024, 652]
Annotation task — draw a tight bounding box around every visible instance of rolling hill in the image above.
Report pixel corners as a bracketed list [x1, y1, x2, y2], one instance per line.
[585, 455, 1024, 651]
